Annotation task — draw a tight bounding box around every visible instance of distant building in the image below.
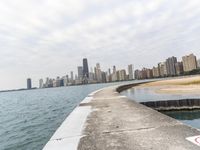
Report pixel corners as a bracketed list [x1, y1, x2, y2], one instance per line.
[166, 56, 177, 76]
[112, 66, 117, 81]
[146, 69, 153, 79]
[134, 70, 141, 79]
[107, 68, 112, 82]
[119, 70, 126, 81]
[55, 77, 61, 87]
[60, 78, 64, 86]
[182, 54, 197, 72]
[158, 62, 165, 77]
[152, 67, 160, 77]
[141, 68, 148, 79]
[64, 75, 70, 86]
[48, 79, 53, 88]
[83, 58, 89, 78]
[128, 64, 134, 80]
[175, 62, 183, 75]
[95, 63, 102, 82]
[27, 78, 32, 89]
[197, 59, 200, 68]
[39, 79, 43, 88]
[63, 75, 69, 86]
[77, 66, 83, 80]
[89, 72, 95, 82]
[108, 68, 111, 75]
[101, 72, 107, 83]
[70, 71, 74, 81]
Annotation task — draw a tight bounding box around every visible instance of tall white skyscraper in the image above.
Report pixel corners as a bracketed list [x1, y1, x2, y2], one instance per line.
[128, 64, 134, 80]
[112, 65, 117, 81]
[96, 63, 102, 82]
[39, 79, 43, 88]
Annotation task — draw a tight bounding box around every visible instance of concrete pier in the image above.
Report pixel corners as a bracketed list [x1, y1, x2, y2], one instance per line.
[43, 83, 200, 150]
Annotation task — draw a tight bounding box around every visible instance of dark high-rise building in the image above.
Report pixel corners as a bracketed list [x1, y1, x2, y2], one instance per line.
[27, 78, 32, 89]
[83, 58, 89, 78]
[166, 56, 177, 76]
[77, 66, 83, 80]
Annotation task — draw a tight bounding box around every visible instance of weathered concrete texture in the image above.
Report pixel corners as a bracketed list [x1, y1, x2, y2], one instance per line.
[78, 86, 200, 150]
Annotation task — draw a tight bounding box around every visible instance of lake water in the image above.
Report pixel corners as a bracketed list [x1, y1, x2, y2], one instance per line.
[0, 81, 133, 150]
[162, 110, 200, 129]
[121, 85, 200, 130]
[2, 79, 200, 150]
[121, 86, 200, 102]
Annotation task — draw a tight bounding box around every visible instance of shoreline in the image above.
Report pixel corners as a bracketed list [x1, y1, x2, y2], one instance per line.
[43, 82, 200, 149]
[137, 75, 200, 94]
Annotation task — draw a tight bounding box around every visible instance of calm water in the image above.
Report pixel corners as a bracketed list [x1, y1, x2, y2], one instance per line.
[121, 86, 200, 102]
[121, 85, 200, 130]
[0, 81, 133, 150]
[162, 110, 200, 129]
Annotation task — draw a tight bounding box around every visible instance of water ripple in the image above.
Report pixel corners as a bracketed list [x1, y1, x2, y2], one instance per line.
[0, 82, 131, 150]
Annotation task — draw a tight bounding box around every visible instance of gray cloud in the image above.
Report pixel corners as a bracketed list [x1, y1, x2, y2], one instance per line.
[0, 0, 200, 90]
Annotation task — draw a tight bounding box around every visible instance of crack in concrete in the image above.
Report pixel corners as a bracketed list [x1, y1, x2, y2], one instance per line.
[50, 135, 84, 141]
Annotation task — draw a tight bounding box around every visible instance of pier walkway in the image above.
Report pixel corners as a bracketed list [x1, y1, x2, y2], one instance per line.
[44, 84, 200, 150]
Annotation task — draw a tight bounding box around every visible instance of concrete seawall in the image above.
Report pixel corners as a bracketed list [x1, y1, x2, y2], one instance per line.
[43, 83, 200, 150]
[141, 99, 200, 111]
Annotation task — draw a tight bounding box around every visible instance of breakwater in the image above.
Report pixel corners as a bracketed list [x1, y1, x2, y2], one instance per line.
[118, 82, 200, 111]
[116, 81, 151, 92]
[44, 82, 200, 149]
[141, 99, 200, 111]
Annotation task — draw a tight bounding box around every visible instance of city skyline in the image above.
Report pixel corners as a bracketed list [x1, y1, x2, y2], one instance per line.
[135, 53, 200, 80]
[1, 0, 200, 90]
[37, 58, 134, 89]
[37, 53, 200, 89]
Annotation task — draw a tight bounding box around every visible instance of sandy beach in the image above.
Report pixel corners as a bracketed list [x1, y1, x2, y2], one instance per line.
[138, 75, 200, 94]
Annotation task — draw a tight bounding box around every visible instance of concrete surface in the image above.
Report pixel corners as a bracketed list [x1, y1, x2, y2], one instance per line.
[44, 83, 200, 150]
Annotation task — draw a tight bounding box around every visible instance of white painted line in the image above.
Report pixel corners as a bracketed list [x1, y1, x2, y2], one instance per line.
[186, 135, 200, 147]
[43, 88, 106, 150]
[43, 106, 92, 150]
[80, 97, 93, 104]
[43, 136, 82, 150]
[88, 89, 102, 96]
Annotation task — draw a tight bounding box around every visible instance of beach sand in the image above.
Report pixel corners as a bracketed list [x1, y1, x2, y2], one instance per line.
[138, 76, 200, 94]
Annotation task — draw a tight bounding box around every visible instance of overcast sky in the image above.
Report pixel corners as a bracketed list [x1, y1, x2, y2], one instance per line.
[1, 0, 200, 90]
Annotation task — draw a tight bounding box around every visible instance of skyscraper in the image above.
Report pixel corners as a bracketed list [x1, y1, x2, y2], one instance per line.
[175, 62, 183, 75]
[146, 69, 153, 79]
[182, 54, 197, 72]
[39, 79, 43, 88]
[166, 56, 177, 76]
[128, 64, 133, 80]
[197, 59, 200, 68]
[83, 58, 89, 78]
[112, 65, 117, 81]
[77, 66, 83, 80]
[119, 69, 126, 81]
[27, 78, 32, 89]
[96, 63, 102, 82]
[152, 67, 160, 77]
[158, 62, 165, 77]
[70, 71, 74, 81]
[134, 70, 141, 79]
